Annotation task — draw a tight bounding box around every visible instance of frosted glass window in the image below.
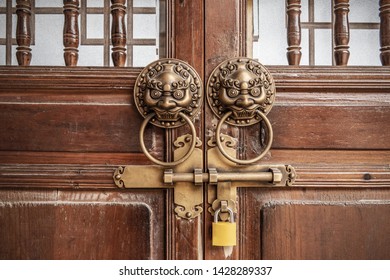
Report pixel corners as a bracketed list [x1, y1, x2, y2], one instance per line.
[252, 0, 381, 66]
[31, 15, 63, 66]
[133, 45, 158, 67]
[0, 0, 162, 66]
[315, 29, 332, 65]
[78, 46, 105, 66]
[301, 0, 309, 22]
[87, 0, 104, 8]
[350, 0, 379, 22]
[134, 0, 156, 8]
[254, 0, 286, 65]
[35, 0, 63, 8]
[87, 14, 104, 39]
[349, 30, 380, 66]
[133, 14, 157, 39]
[300, 29, 309, 65]
[0, 14, 5, 38]
[314, 1, 331, 22]
[0, 46, 5, 65]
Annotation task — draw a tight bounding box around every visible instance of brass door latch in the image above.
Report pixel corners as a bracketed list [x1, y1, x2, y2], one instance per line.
[113, 57, 297, 222]
[163, 166, 294, 186]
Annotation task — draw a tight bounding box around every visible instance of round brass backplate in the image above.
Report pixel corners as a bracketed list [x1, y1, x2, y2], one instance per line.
[206, 57, 276, 126]
[134, 58, 203, 129]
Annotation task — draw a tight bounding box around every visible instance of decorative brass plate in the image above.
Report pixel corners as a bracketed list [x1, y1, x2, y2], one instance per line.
[206, 57, 276, 126]
[134, 58, 203, 129]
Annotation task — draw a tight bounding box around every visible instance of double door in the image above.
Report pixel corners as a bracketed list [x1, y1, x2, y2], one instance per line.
[0, 0, 389, 259]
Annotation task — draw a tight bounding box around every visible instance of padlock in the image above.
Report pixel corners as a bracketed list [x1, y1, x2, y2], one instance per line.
[212, 207, 237, 246]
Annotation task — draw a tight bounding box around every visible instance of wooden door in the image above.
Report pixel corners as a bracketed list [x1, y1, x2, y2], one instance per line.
[0, 0, 389, 260]
[0, 0, 204, 260]
[203, 0, 390, 259]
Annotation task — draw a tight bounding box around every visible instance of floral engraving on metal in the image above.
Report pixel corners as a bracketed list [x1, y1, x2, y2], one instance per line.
[206, 57, 275, 126]
[134, 58, 203, 128]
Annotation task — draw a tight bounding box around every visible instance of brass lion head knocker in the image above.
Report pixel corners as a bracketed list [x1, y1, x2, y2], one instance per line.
[135, 59, 203, 166]
[207, 58, 275, 164]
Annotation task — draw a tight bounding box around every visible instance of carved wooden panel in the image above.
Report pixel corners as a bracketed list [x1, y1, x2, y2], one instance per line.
[0, 189, 166, 259]
[261, 202, 390, 259]
[239, 188, 390, 259]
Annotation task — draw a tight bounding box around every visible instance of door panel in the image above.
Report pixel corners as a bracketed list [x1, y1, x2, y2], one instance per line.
[0, 0, 205, 260]
[203, 0, 389, 260]
[0, 189, 166, 259]
[238, 188, 390, 260]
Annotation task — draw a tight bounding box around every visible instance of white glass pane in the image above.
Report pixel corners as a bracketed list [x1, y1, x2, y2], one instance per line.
[87, 0, 104, 8]
[35, 0, 63, 8]
[349, 29, 380, 65]
[315, 29, 332, 65]
[0, 15, 6, 38]
[78, 45, 104, 66]
[12, 14, 16, 39]
[134, 0, 156, 8]
[87, 14, 104, 38]
[31, 15, 63, 66]
[349, 0, 379, 23]
[133, 14, 156, 39]
[301, 0, 308, 22]
[0, 45, 5, 65]
[253, 0, 287, 65]
[300, 29, 309, 65]
[133, 45, 157, 67]
[0, 0, 6, 8]
[314, 0, 331, 22]
[11, 45, 17, 65]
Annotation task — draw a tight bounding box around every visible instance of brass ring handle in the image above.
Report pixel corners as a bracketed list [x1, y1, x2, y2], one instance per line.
[139, 112, 197, 167]
[215, 110, 273, 165]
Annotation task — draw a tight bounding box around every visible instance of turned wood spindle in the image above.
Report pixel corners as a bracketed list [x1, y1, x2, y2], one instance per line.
[333, 0, 350, 66]
[63, 0, 80, 66]
[111, 0, 127, 67]
[286, 0, 302, 65]
[16, 0, 32, 66]
[380, 0, 390, 66]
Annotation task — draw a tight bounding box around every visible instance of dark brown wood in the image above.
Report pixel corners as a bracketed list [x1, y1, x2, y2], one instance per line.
[239, 188, 390, 259]
[334, 0, 350, 65]
[111, 0, 127, 67]
[170, 0, 204, 260]
[262, 202, 390, 259]
[380, 0, 390, 65]
[63, 0, 80, 66]
[286, 0, 302, 65]
[0, 189, 166, 259]
[205, 0, 246, 260]
[16, 0, 32, 66]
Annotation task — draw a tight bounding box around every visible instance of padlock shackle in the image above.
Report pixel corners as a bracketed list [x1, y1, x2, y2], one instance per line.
[214, 208, 234, 223]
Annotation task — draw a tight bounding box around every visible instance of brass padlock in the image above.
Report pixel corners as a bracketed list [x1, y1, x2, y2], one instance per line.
[212, 208, 237, 246]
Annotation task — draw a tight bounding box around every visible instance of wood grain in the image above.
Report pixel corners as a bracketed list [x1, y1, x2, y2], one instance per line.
[0, 189, 166, 259]
[262, 203, 390, 259]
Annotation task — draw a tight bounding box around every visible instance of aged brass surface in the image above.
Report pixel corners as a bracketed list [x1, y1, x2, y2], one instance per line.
[163, 168, 284, 185]
[207, 58, 276, 164]
[134, 58, 203, 129]
[139, 112, 197, 166]
[113, 134, 203, 220]
[215, 110, 273, 165]
[206, 57, 275, 126]
[207, 134, 296, 220]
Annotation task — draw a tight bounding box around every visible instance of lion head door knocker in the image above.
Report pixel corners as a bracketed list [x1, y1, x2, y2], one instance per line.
[207, 58, 276, 164]
[134, 58, 203, 166]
